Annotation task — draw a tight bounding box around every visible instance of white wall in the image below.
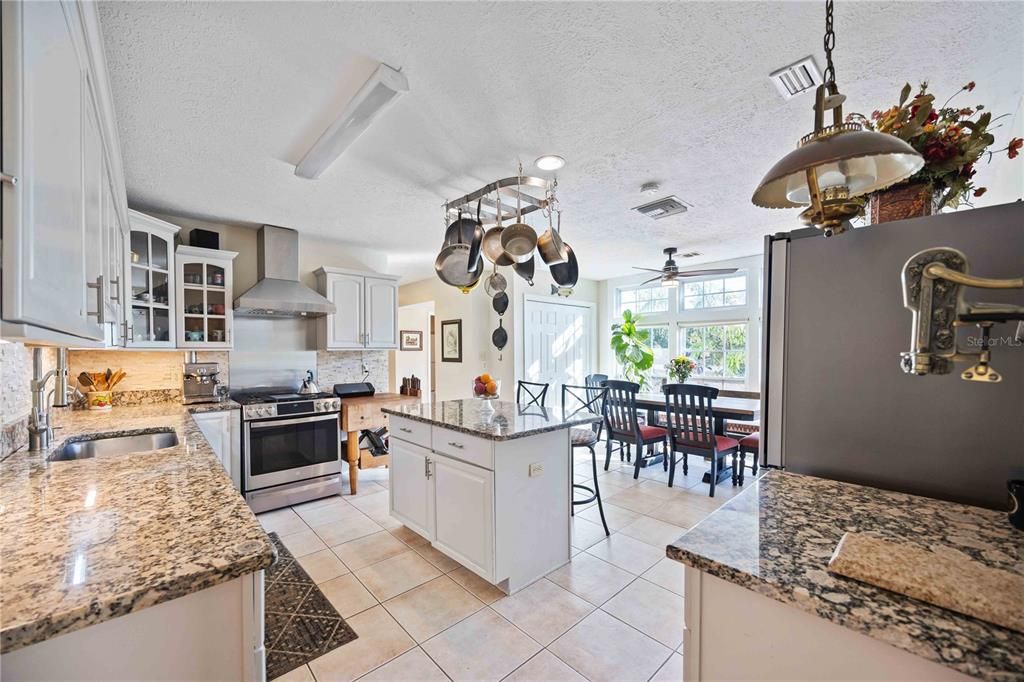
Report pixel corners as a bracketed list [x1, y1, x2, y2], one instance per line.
[598, 254, 764, 391]
[391, 301, 433, 402]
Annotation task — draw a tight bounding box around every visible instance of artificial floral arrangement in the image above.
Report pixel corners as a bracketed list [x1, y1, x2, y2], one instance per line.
[666, 355, 697, 384]
[848, 81, 1022, 209]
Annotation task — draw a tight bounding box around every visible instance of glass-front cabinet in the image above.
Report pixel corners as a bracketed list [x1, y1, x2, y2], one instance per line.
[175, 245, 237, 349]
[125, 210, 180, 348]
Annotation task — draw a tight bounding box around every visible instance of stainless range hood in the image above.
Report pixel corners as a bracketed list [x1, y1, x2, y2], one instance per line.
[233, 225, 336, 318]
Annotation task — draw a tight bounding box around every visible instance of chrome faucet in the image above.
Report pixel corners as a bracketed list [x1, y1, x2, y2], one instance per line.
[28, 348, 81, 451]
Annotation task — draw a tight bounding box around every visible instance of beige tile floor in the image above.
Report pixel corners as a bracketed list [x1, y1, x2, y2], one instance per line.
[262, 446, 760, 682]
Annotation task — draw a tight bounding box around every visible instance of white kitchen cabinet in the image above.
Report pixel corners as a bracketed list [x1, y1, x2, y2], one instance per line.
[389, 438, 435, 540]
[315, 267, 399, 350]
[192, 409, 239, 490]
[432, 454, 495, 579]
[126, 211, 180, 348]
[1, 0, 130, 345]
[176, 246, 237, 349]
[389, 416, 569, 592]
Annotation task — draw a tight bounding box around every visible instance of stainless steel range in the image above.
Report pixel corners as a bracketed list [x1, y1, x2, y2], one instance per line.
[233, 387, 342, 513]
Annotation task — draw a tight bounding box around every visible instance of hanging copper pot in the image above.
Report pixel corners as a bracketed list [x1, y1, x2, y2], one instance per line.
[537, 206, 568, 265]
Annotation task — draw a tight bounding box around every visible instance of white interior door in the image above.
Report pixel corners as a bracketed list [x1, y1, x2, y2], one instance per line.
[522, 298, 593, 403]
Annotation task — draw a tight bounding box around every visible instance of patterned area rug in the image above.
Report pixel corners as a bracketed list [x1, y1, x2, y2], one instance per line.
[265, 532, 358, 679]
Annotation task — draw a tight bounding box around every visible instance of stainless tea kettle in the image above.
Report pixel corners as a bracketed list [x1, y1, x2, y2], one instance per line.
[299, 370, 321, 395]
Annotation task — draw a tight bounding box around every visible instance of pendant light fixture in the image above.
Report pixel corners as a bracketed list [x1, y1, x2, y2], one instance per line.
[751, 0, 924, 236]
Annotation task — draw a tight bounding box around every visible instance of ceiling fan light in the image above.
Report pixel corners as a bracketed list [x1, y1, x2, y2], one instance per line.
[661, 278, 679, 288]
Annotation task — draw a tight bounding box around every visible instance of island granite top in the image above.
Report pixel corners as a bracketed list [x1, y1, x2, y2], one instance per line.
[382, 399, 601, 441]
[667, 470, 1023, 681]
[0, 402, 274, 653]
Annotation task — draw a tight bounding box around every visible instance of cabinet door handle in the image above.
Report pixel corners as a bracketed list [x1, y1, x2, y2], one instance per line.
[87, 275, 105, 323]
[399, 427, 412, 434]
[424, 458, 432, 479]
[0, 172, 18, 186]
[447, 441, 464, 450]
[109, 275, 120, 303]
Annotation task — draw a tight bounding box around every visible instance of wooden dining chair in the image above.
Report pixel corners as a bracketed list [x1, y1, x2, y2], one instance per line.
[737, 431, 759, 485]
[516, 380, 549, 407]
[662, 384, 741, 497]
[602, 380, 667, 479]
[584, 373, 608, 388]
[562, 384, 610, 536]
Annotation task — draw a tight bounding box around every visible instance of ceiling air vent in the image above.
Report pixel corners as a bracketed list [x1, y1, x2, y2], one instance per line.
[769, 56, 821, 100]
[632, 195, 688, 220]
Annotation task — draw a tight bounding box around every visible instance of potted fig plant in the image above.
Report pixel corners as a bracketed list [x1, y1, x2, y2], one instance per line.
[666, 355, 697, 384]
[610, 309, 654, 390]
[848, 81, 1021, 223]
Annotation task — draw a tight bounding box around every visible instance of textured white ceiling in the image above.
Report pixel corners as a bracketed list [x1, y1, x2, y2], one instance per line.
[97, 1, 1024, 281]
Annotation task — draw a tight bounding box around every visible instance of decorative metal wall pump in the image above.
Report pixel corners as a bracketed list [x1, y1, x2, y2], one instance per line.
[900, 247, 1024, 383]
[751, 0, 924, 236]
[437, 165, 579, 302]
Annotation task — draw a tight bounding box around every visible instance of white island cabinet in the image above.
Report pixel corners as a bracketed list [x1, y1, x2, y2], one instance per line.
[385, 400, 600, 594]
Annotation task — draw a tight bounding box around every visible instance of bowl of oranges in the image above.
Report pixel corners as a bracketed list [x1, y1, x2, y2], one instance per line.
[473, 374, 500, 400]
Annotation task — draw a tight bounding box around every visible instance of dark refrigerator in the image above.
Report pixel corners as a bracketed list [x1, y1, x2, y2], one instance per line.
[761, 201, 1023, 510]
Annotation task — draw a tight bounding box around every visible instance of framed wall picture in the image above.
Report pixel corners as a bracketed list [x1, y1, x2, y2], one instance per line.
[400, 330, 423, 351]
[440, 319, 463, 363]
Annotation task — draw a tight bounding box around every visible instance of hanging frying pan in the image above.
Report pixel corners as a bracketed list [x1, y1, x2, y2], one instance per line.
[482, 191, 515, 266]
[537, 207, 568, 265]
[442, 201, 484, 271]
[492, 291, 509, 315]
[549, 242, 579, 287]
[500, 173, 537, 263]
[436, 204, 484, 288]
[512, 254, 536, 286]
[492, 318, 508, 350]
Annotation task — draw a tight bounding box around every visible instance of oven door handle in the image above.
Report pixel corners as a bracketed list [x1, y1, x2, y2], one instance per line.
[248, 413, 340, 429]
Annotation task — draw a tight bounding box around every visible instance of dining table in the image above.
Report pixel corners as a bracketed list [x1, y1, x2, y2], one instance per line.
[633, 392, 761, 484]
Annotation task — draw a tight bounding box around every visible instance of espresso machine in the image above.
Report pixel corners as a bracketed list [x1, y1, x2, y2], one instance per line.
[183, 352, 223, 404]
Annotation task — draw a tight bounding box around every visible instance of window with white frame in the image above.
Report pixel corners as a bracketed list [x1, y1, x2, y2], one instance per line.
[617, 283, 670, 316]
[611, 260, 762, 389]
[681, 275, 747, 310]
[678, 323, 748, 380]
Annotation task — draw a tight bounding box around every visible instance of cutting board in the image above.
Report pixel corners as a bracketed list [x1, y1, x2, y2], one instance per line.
[828, 532, 1024, 634]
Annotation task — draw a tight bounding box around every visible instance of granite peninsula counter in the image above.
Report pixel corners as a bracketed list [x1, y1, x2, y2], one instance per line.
[383, 399, 601, 593]
[0, 400, 274, 670]
[667, 470, 1023, 681]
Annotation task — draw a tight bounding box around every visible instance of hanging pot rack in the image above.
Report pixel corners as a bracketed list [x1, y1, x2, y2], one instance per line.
[444, 175, 552, 227]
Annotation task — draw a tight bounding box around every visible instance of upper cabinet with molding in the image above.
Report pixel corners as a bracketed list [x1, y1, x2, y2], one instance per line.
[176, 245, 238, 349]
[126, 210, 180, 348]
[314, 267, 399, 350]
[1, 0, 130, 346]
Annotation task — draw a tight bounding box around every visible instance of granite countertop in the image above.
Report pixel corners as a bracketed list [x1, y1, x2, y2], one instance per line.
[667, 470, 1023, 681]
[382, 399, 601, 441]
[0, 401, 274, 654]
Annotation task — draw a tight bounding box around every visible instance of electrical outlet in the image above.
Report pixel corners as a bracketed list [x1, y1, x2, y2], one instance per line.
[528, 462, 544, 477]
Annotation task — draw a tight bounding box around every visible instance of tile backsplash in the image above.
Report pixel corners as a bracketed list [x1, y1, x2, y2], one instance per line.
[317, 350, 389, 390]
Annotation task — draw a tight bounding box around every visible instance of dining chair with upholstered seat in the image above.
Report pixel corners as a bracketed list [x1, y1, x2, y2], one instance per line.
[662, 383, 741, 497]
[737, 431, 759, 485]
[562, 383, 610, 536]
[602, 380, 667, 479]
[516, 380, 549, 407]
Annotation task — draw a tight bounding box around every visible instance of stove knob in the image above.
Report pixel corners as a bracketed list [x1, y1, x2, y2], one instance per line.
[314, 402, 322, 412]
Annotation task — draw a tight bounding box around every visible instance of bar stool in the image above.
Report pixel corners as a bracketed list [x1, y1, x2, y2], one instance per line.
[737, 431, 759, 485]
[517, 380, 549, 407]
[563, 384, 610, 536]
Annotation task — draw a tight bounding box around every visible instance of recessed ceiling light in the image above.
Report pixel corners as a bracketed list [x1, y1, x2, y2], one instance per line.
[641, 182, 660, 195]
[535, 155, 566, 171]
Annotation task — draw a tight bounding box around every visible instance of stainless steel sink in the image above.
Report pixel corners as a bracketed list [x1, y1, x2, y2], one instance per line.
[48, 430, 179, 462]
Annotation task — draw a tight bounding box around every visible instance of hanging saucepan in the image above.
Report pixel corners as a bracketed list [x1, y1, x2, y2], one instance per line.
[492, 291, 509, 315]
[482, 191, 515, 266]
[492, 318, 508, 350]
[512, 254, 535, 286]
[549, 241, 579, 288]
[500, 173, 537, 263]
[442, 201, 484, 271]
[537, 207, 568, 265]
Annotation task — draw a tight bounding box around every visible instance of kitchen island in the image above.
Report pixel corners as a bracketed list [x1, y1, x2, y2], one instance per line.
[668, 470, 1023, 682]
[0, 402, 274, 680]
[382, 399, 601, 594]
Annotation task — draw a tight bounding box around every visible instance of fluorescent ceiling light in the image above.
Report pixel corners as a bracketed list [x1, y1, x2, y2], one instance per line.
[295, 63, 409, 179]
[535, 155, 566, 171]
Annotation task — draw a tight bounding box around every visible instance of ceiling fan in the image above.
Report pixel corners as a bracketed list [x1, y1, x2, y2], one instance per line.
[633, 247, 738, 287]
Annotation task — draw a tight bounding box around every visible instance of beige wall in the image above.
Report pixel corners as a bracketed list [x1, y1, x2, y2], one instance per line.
[392, 302, 433, 402]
